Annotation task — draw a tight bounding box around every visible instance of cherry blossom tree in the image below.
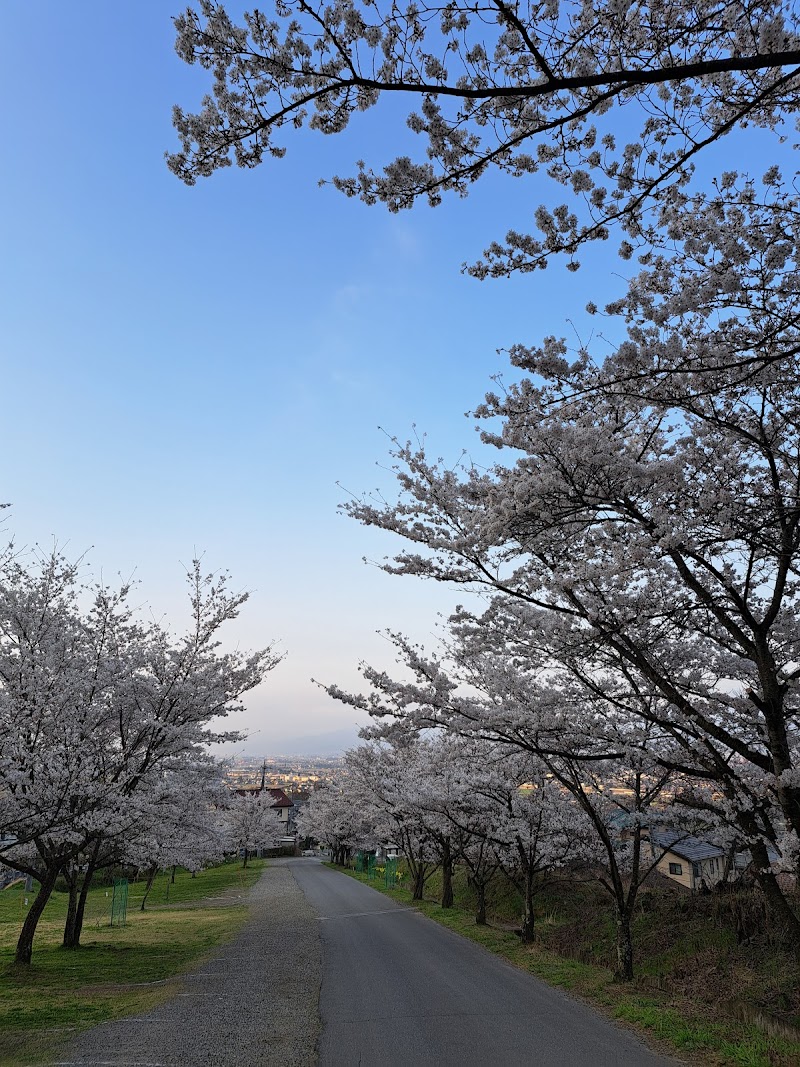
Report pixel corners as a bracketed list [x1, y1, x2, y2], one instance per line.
[339, 180, 800, 940]
[429, 743, 505, 924]
[295, 775, 387, 864]
[345, 740, 447, 899]
[478, 756, 586, 943]
[169, 1, 800, 266]
[378, 735, 469, 908]
[120, 759, 229, 917]
[0, 551, 279, 964]
[225, 789, 285, 866]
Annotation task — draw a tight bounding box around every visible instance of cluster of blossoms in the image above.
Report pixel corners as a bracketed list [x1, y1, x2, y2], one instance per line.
[169, 1, 800, 269]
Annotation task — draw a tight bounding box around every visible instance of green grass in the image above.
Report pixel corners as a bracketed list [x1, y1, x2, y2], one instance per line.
[332, 864, 800, 1067]
[0, 860, 265, 1066]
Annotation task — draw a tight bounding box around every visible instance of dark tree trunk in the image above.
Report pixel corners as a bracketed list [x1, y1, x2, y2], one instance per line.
[70, 874, 93, 948]
[440, 840, 454, 909]
[64, 865, 97, 948]
[520, 864, 536, 944]
[412, 866, 426, 901]
[475, 880, 487, 925]
[750, 842, 800, 943]
[171, 865, 177, 883]
[62, 866, 79, 949]
[140, 864, 159, 911]
[242, 848, 249, 869]
[15, 864, 60, 965]
[614, 910, 634, 982]
[63, 843, 102, 949]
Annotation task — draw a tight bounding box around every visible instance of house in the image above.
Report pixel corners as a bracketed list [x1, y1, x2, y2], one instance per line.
[233, 786, 294, 835]
[649, 828, 731, 891]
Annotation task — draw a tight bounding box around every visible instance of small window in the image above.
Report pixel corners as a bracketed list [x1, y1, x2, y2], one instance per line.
[692, 862, 701, 878]
[668, 862, 683, 876]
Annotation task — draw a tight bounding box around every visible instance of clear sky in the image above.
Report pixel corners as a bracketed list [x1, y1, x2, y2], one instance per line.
[0, 3, 769, 753]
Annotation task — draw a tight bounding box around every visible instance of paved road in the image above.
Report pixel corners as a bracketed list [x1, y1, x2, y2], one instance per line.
[292, 860, 679, 1067]
[59, 860, 680, 1066]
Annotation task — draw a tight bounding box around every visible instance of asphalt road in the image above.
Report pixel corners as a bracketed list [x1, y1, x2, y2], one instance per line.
[292, 860, 679, 1067]
[58, 860, 681, 1066]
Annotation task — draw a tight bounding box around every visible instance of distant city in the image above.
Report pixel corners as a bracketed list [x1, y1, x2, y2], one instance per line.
[226, 754, 344, 794]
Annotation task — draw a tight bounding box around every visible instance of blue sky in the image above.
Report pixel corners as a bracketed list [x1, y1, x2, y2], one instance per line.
[0, 3, 772, 752]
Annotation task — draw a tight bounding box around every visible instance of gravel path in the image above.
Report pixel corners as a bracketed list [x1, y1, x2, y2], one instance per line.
[57, 860, 322, 1067]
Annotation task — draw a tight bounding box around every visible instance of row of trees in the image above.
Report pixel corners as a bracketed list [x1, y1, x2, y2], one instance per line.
[329, 173, 800, 947]
[0, 548, 281, 963]
[299, 734, 696, 980]
[313, 178, 800, 971]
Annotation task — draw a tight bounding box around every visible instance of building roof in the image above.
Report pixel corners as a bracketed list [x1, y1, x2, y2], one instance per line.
[232, 786, 292, 808]
[650, 828, 725, 863]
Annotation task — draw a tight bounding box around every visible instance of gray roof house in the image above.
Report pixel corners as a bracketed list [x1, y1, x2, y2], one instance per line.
[649, 828, 731, 891]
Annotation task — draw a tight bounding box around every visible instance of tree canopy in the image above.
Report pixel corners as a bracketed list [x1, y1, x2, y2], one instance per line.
[169, 1, 800, 267]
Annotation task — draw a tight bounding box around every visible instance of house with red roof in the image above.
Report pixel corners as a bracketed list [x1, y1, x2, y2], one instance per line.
[233, 786, 294, 836]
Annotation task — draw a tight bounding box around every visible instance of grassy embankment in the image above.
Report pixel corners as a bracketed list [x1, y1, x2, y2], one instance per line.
[334, 862, 800, 1067]
[0, 859, 265, 1066]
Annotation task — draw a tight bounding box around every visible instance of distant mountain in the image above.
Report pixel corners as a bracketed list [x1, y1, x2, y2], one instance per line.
[262, 727, 362, 757]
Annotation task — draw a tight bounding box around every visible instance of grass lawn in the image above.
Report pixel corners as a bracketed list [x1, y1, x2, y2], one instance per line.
[0, 860, 265, 1066]
[333, 864, 800, 1067]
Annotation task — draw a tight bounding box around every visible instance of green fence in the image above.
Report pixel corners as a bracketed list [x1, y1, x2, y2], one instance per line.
[384, 856, 399, 888]
[355, 851, 379, 879]
[110, 877, 129, 927]
[356, 852, 400, 886]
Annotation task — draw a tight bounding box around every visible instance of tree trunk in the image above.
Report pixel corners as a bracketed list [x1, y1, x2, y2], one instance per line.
[15, 864, 60, 965]
[62, 865, 79, 949]
[750, 843, 800, 943]
[242, 848, 249, 869]
[519, 865, 536, 943]
[140, 864, 158, 911]
[171, 864, 177, 884]
[475, 881, 487, 925]
[412, 866, 426, 901]
[614, 910, 634, 982]
[440, 840, 454, 909]
[64, 844, 102, 949]
[69, 873, 93, 949]
[65, 866, 97, 948]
